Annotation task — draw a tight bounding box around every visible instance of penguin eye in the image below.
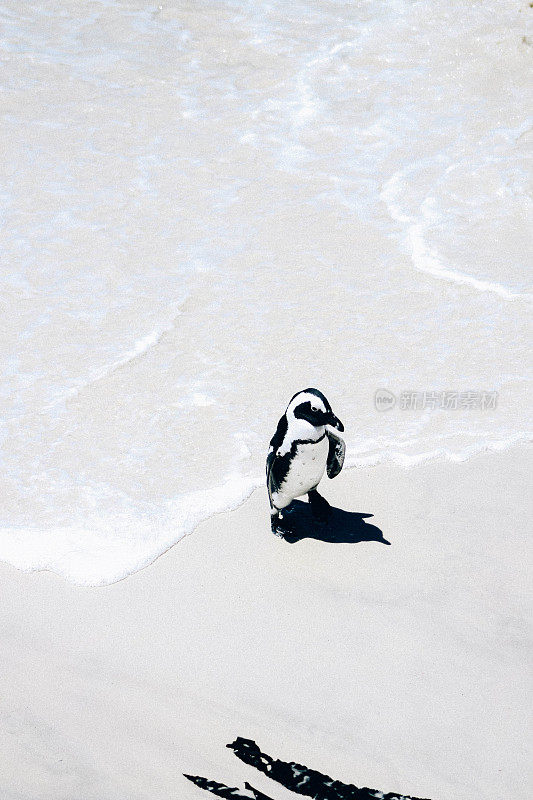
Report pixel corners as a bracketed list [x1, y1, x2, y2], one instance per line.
[311, 405, 318, 413]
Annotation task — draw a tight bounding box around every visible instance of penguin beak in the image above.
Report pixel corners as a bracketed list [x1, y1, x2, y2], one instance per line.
[328, 413, 344, 432]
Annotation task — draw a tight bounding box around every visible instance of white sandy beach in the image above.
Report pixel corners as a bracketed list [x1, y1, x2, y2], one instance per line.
[1, 1, 532, 798]
[1, 448, 531, 800]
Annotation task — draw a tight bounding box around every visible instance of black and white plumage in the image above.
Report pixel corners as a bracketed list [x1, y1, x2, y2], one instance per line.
[266, 388, 345, 536]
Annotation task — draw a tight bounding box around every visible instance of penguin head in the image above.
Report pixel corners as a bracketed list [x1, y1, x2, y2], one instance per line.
[286, 388, 344, 432]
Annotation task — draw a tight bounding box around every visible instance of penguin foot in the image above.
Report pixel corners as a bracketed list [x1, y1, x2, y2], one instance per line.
[308, 489, 331, 523]
[271, 510, 293, 538]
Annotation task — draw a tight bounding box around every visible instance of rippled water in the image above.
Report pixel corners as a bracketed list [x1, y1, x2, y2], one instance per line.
[1, 0, 531, 583]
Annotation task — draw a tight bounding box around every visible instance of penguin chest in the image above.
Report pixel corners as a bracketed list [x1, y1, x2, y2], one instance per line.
[281, 436, 329, 499]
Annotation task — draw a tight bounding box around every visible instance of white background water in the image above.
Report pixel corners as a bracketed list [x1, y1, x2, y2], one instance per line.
[1, 0, 531, 584]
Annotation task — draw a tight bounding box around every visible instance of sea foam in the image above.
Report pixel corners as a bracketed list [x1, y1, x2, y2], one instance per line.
[0, 0, 531, 584]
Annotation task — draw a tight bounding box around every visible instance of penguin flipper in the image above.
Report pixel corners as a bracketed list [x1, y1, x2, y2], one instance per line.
[266, 447, 288, 509]
[326, 429, 345, 479]
[266, 449, 277, 507]
[268, 414, 287, 452]
[266, 415, 288, 507]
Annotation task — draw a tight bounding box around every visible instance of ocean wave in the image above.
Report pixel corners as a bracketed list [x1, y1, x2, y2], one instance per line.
[1, 0, 530, 585]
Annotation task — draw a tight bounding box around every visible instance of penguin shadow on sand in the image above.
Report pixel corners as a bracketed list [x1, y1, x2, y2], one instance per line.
[279, 499, 390, 546]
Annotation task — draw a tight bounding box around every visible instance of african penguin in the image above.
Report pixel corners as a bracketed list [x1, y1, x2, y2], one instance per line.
[266, 388, 346, 537]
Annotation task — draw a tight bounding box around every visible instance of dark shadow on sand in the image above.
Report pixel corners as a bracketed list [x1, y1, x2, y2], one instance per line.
[280, 499, 390, 546]
[184, 736, 431, 800]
